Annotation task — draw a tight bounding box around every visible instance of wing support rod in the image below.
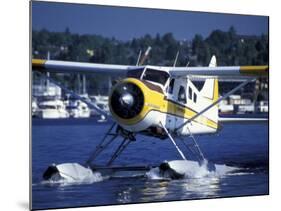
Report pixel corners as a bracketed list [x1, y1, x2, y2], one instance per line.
[34, 71, 108, 117]
[106, 137, 132, 166]
[160, 121, 187, 160]
[86, 123, 117, 165]
[185, 125, 205, 162]
[175, 78, 255, 132]
[86, 123, 136, 167]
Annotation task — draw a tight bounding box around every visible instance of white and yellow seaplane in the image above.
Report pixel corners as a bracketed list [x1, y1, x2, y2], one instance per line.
[33, 54, 268, 181]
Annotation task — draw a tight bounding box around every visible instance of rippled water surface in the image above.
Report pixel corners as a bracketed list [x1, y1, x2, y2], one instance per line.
[32, 119, 269, 210]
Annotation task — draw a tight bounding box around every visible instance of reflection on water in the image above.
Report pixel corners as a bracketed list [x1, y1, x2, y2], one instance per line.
[117, 187, 133, 203]
[139, 181, 170, 201]
[116, 175, 222, 203]
[179, 177, 220, 198]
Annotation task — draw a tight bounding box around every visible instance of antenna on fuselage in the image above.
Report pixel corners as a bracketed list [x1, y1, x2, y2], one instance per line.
[139, 46, 152, 66]
[173, 51, 179, 67]
[136, 50, 142, 66]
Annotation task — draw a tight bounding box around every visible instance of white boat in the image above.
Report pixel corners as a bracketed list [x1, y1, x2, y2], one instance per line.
[66, 100, 91, 118]
[38, 99, 69, 119]
[91, 95, 110, 116]
[97, 115, 107, 123]
[32, 99, 40, 117]
[257, 101, 268, 113]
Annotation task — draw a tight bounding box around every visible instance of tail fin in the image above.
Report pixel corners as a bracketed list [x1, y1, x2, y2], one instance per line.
[201, 55, 219, 101]
[200, 55, 219, 124]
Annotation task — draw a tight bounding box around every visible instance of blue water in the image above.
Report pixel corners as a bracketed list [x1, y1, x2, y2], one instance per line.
[32, 119, 269, 210]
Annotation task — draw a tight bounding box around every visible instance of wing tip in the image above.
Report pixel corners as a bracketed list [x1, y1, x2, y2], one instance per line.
[239, 65, 269, 75]
[32, 59, 46, 68]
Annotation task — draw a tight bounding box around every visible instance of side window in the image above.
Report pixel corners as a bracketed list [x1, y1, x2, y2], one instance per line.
[194, 93, 197, 103]
[178, 86, 187, 104]
[188, 87, 192, 100]
[168, 78, 175, 94]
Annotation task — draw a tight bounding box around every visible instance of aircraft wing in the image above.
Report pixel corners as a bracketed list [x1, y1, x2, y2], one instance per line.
[169, 65, 268, 78]
[32, 59, 140, 75]
[32, 59, 268, 78]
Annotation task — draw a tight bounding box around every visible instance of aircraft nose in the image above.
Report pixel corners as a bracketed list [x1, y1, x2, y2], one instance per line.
[110, 82, 144, 119]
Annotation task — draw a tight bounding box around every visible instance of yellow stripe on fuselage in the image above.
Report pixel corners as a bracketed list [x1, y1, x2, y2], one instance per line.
[109, 78, 218, 130]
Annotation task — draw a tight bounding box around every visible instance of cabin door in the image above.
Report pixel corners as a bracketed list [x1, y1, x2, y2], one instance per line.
[166, 78, 176, 131]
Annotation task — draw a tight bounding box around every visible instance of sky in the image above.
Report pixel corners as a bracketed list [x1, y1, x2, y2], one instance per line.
[32, 1, 268, 41]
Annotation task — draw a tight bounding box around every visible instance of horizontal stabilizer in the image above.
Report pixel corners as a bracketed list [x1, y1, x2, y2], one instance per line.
[219, 117, 268, 122]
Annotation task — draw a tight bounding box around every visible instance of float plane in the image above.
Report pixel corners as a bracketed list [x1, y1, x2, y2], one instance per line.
[32, 54, 268, 181]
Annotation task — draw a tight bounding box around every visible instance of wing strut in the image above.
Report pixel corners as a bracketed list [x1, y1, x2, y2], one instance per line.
[160, 121, 187, 160]
[175, 78, 255, 132]
[160, 122, 210, 166]
[185, 125, 205, 162]
[86, 123, 136, 167]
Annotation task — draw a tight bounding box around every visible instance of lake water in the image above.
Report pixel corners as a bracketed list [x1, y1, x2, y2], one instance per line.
[32, 118, 269, 210]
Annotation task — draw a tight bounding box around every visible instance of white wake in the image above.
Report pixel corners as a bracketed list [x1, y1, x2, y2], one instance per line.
[146, 160, 242, 180]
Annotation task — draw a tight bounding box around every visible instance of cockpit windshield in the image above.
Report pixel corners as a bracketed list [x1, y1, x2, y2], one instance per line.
[126, 68, 144, 79]
[126, 67, 170, 86]
[142, 68, 170, 86]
